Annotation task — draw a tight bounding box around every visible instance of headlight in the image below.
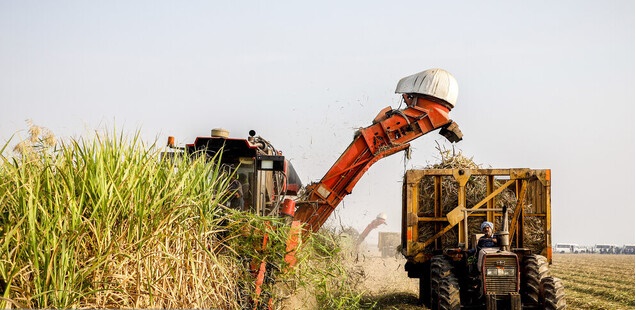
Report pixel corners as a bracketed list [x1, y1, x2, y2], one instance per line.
[486, 267, 516, 276]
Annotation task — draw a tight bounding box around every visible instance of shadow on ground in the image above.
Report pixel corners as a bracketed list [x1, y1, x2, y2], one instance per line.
[360, 292, 424, 309]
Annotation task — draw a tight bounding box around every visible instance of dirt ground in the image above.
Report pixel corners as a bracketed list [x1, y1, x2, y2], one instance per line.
[286, 246, 636, 309]
[355, 244, 424, 309]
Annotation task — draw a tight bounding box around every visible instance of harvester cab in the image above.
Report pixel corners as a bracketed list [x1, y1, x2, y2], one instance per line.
[166, 128, 302, 217]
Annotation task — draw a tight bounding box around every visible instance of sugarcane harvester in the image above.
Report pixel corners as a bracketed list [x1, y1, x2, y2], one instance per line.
[166, 68, 464, 307]
[168, 68, 463, 229]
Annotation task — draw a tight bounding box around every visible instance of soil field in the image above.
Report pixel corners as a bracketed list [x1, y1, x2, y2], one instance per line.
[550, 253, 635, 310]
[353, 250, 634, 309]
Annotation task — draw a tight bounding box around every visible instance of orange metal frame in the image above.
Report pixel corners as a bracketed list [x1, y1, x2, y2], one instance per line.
[294, 97, 459, 232]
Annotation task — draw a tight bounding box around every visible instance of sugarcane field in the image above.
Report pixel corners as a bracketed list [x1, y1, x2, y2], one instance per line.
[2, 125, 633, 309]
[1, 2, 633, 310]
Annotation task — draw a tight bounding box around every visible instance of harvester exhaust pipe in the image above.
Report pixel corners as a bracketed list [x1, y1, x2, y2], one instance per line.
[498, 205, 510, 251]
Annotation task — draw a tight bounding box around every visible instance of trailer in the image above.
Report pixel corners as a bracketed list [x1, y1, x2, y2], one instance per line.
[401, 168, 564, 309]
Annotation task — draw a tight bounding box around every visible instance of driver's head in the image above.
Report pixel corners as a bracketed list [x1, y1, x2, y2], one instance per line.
[481, 221, 494, 236]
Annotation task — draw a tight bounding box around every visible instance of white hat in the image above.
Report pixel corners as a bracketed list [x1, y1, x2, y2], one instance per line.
[481, 221, 494, 231]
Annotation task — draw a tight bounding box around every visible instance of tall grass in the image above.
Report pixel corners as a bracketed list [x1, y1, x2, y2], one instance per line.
[0, 125, 366, 309]
[291, 229, 370, 309]
[0, 127, 237, 308]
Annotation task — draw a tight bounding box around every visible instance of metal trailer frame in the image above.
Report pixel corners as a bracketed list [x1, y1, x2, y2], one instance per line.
[402, 168, 552, 264]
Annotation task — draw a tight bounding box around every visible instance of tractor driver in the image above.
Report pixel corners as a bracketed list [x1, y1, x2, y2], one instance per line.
[477, 221, 498, 249]
[238, 173, 251, 210]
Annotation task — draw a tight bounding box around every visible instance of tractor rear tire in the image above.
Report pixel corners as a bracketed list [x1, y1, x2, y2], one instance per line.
[521, 254, 549, 307]
[438, 273, 461, 310]
[540, 276, 566, 310]
[430, 255, 454, 310]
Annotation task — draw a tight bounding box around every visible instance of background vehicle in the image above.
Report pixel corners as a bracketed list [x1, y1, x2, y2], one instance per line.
[621, 245, 635, 254]
[357, 213, 387, 246]
[401, 168, 566, 309]
[378, 232, 401, 258]
[595, 244, 618, 254]
[554, 243, 580, 254]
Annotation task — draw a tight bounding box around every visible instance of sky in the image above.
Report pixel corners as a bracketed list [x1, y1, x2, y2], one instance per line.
[1, 1, 634, 246]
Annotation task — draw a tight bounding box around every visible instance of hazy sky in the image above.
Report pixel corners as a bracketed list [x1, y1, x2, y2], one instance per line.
[1, 1, 634, 246]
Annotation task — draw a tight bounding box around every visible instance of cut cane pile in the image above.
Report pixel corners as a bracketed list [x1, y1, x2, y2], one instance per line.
[416, 146, 546, 254]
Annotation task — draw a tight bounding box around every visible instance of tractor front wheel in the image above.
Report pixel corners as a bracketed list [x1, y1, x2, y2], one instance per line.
[540, 276, 566, 310]
[521, 254, 549, 307]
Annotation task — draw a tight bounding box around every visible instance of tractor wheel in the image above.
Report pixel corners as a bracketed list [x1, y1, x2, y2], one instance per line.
[430, 255, 454, 310]
[438, 273, 461, 310]
[430, 256, 444, 309]
[521, 254, 549, 307]
[540, 276, 566, 310]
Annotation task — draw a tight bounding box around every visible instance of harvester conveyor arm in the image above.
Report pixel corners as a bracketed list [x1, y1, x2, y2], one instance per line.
[294, 97, 463, 232]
